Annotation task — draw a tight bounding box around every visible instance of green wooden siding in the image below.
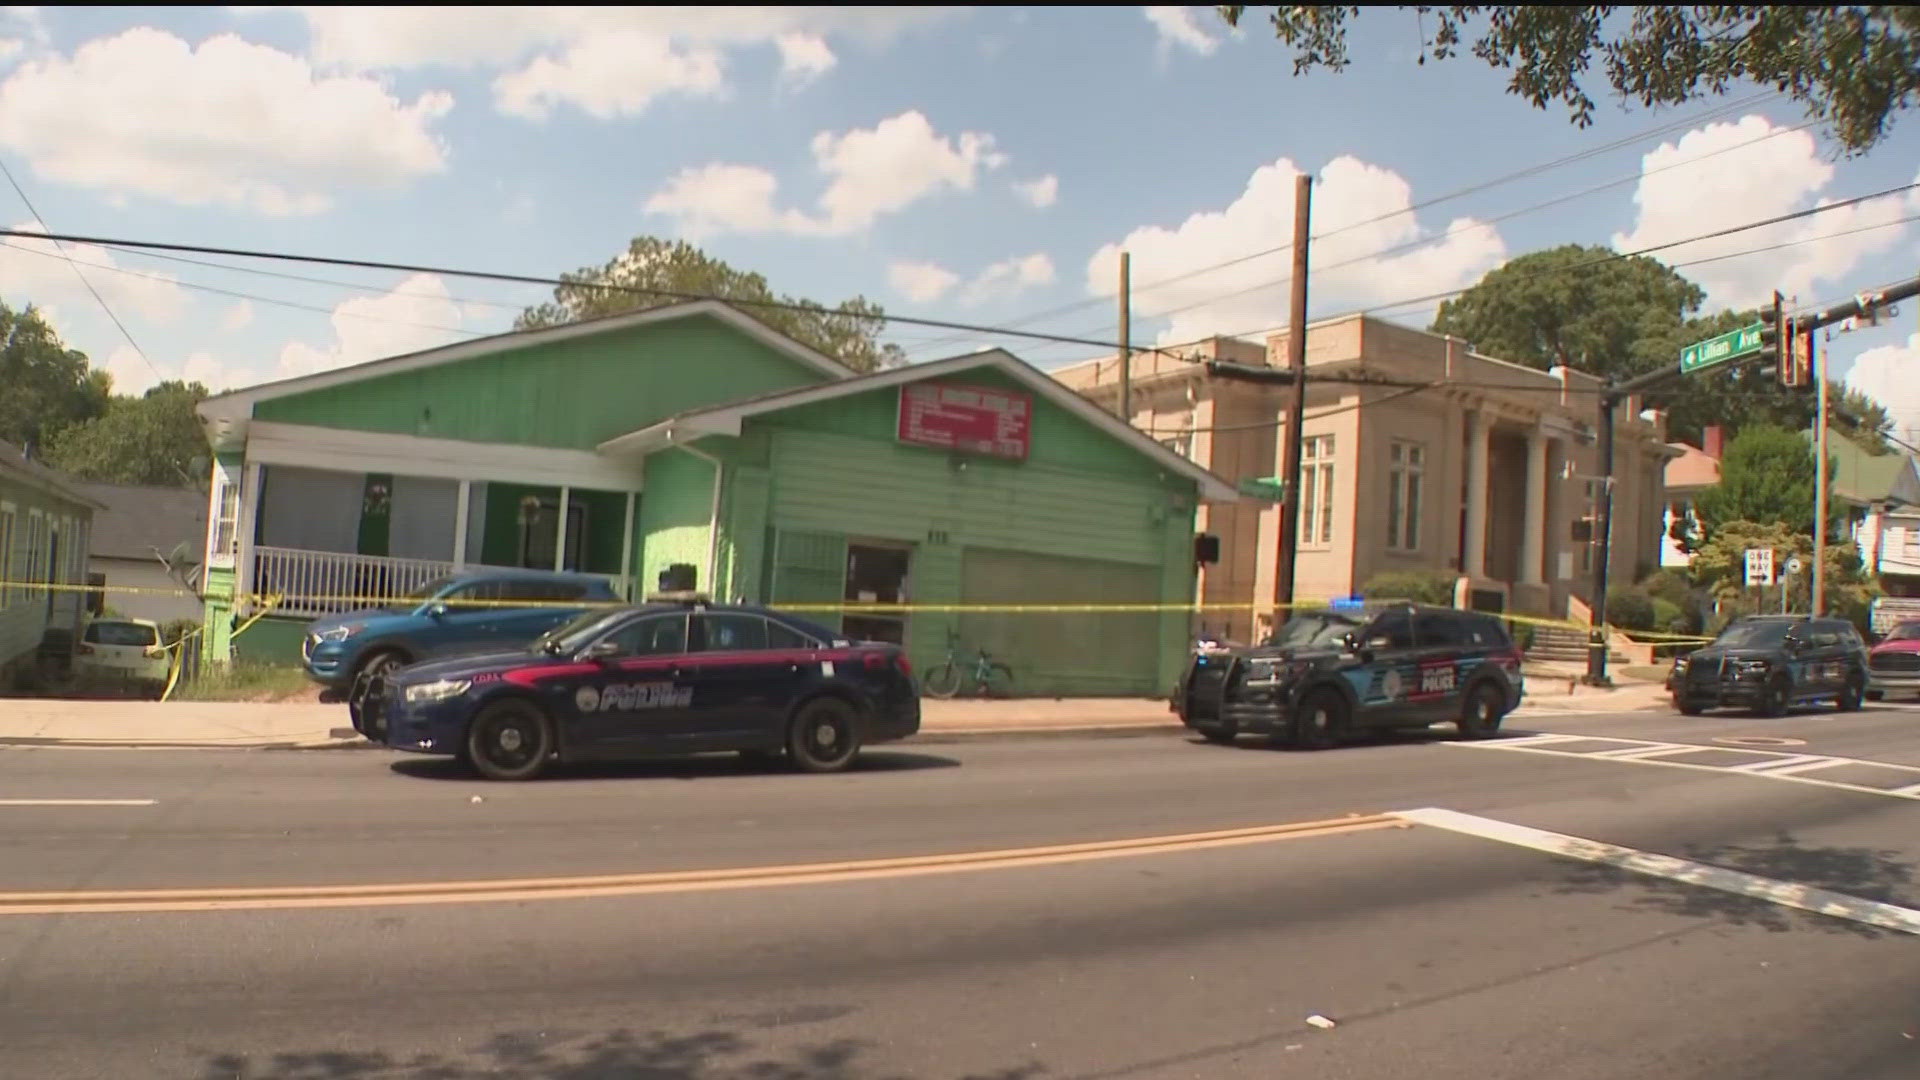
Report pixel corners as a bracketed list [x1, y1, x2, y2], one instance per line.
[0, 473, 94, 671]
[717, 466, 770, 603]
[959, 547, 1162, 696]
[252, 314, 831, 449]
[637, 450, 715, 595]
[766, 528, 846, 632]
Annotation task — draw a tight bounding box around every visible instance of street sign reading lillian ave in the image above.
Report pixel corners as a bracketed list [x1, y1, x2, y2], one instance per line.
[1679, 322, 1765, 374]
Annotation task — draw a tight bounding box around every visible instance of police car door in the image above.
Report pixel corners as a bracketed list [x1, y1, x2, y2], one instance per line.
[569, 612, 696, 755]
[688, 613, 802, 746]
[1406, 610, 1469, 722]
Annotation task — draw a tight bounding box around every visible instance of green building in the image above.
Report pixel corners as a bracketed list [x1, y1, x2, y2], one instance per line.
[194, 300, 1235, 696]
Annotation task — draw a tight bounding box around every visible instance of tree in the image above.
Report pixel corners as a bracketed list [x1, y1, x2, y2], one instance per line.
[1432, 246, 1895, 450]
[516, 236, 904, 372]
[43, 381, 211, 487]
[1687, 519, 1875, 631]
[0, 300, 109, 455]
[1688, 424, 1841, 545]
[1216, 6, 1920, 155]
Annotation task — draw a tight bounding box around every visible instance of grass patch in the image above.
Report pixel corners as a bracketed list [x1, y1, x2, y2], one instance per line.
[171, 662, 314, 703]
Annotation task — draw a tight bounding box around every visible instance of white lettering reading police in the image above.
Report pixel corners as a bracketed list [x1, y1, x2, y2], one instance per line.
[575, 682, 692, 713]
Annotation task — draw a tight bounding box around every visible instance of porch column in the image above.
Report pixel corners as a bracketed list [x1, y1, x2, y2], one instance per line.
[1463, 410, 1489, 579]
[452, 480, 471, 569]
[234, 461, 262, 613]
[1520, 426, 1548, 586]
[553, 486, 570, 572]
[619, 491, 637, 599]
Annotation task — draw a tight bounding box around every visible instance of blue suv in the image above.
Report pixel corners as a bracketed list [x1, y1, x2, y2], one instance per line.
[300, 569, 621, 731]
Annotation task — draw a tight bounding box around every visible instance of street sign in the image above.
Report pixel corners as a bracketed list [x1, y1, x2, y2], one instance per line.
[1785, 556, 1805, 576]
[1745, 547, 1776, 587]
[1237, 476, 1287, 502]
[1680, 322, 1765, 374]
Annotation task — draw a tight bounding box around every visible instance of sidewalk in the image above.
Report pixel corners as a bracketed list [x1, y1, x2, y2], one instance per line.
[0, 678, 1668, 750]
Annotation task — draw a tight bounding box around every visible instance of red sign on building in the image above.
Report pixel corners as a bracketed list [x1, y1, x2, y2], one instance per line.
[896, 382, 1032, 460]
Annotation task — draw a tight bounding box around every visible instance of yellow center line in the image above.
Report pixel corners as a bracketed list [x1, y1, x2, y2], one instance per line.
[0, 813, 1405, 916]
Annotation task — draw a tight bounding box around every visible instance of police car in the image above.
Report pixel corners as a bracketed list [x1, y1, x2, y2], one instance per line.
[363, 594, 921, 780]
[1173, 600, 1525, 748]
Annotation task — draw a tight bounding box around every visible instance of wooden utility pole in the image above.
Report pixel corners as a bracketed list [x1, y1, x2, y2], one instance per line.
[1118, 251, 1132, 422]
[1811, 320, 1827, 614]
[1273, 174, 1312, 620]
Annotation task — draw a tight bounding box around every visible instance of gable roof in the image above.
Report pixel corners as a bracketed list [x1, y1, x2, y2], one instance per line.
[199, 299, 857, 422]
[597, 348, 1240, 502]
[1802, 429, 1920, 506]
[0, 440, 103, 509]
[71, 481, 206, 562]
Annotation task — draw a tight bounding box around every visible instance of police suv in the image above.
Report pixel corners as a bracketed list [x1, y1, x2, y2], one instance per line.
[1173, 601, 1525, 748]
[363, 594, 921, 780]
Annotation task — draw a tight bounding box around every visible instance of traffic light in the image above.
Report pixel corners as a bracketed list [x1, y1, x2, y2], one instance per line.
[1760, 290, 1793, 386]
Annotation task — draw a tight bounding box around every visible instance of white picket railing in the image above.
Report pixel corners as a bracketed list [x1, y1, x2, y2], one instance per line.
[251, 546, 462, 618]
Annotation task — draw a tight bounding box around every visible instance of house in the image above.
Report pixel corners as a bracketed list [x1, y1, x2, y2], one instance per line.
[1804, 430, 1920, 633]
[194, 300, 1236, 696]
[1659, 426, 1723, 568]
[0, 440, 99, 684]
[1054, 315, 1678, 644]
[71, 480, 207, 625]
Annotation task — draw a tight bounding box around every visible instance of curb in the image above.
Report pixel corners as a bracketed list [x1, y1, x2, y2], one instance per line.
[1, 724, 1193, 752]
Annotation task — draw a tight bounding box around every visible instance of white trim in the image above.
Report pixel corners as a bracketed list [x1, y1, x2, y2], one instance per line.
[245, 420, 642, 491]
[452, 480, 471, 567]
[234, 462, 262, 610]
[198, 299, 855, 423]
[676, 444, 725, 593]
[553, 486, 571, 572]
[619, 491, 637, 600]
[598, 349, 1241, 503]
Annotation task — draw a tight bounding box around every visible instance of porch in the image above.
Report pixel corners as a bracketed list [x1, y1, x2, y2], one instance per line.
[237, 464, 640, 619]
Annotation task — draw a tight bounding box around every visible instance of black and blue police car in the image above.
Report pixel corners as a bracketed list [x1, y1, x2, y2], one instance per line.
[1173, 599, 1525, 748]
[363, 593, 921, 780]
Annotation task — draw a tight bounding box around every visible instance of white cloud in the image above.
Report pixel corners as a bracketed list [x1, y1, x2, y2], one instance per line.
[277, 273, 470, 378]
[1087, 155, 1507, 345]
[494, 32, 723, 120]
[252, 7, 952, 116]
[0, 28, 452, 215]
[0, 221, 190, 323]
[776, 33, 835, 85]
[1144, 7, 1219, 56]
[1846, 332, 1920, 445]
[964, 252, 1055, 305]
[220, 300, 254, 333]
[98, 348, 241, 397]
[1612, 116, 1920, 309]
[1013, 174, 1058, 209]
[889, 260, 960, 303]
[645, 110, 1007, 238]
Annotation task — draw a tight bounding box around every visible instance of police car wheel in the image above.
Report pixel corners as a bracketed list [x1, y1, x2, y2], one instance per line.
[466, 700, 553, 781]
[1756, 677, 1791, 718]
[347, 651, 404, 742]
[1199, 724, 1238, 745]
[787, 697, 862, 773]
[1458, 682, 1505, 739]
[1287, 690, 1345, 750]
[1838, 674, 1865, 712]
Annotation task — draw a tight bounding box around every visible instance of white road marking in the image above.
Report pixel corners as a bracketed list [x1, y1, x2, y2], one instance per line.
[0, 799, 155, 807]
[1395, 807, 1920, 936]
[1448, 736, 1920, 801]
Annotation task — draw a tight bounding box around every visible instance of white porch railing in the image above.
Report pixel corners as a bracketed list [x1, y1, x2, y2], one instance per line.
[251, 546, 462, 619]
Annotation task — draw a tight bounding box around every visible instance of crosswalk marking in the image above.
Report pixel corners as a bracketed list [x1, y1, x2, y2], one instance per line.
[1448, 735, 1920, 801]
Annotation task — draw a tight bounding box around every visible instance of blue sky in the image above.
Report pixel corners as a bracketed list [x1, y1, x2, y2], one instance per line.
[2, 6, 1918, 435]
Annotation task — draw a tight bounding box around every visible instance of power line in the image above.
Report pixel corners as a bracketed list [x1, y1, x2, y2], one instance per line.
[100, 243, 530, 313]
[0, 155, 163, 382]
[909, 91, 1781, 356]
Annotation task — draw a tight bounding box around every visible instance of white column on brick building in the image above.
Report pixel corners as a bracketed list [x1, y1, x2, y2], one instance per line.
[1464, 409, 1490, 579]
[1521, 426, 1548, 586]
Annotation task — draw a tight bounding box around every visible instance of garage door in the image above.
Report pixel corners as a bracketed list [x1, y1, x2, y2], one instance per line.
[959, 546, 1161, 697]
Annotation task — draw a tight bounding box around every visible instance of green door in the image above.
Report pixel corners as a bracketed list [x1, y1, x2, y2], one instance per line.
[958, 546, 1161, 697]
[767, 529, 846, 633]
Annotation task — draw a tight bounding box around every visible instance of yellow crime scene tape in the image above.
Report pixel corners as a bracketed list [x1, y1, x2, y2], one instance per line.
[5, 577, 1716, 646]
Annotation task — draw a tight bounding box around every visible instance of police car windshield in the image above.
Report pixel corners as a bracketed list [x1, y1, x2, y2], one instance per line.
[1265, 613, 1364, 648]
[536, 610, 624, 655]
[1715, 620, 1793, 648]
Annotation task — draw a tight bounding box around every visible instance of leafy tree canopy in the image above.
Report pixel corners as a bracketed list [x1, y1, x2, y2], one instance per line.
[516, 236, 904, 372]
[44, 381, 211, 487]
[1687, 519, 1874, 630]
[1689, 423, 1847, 545]
[1217, 5, 1920, 155]
[0, 301, 109, 454]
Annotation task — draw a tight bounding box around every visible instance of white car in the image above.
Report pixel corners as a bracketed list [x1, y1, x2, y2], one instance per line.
[76, 618, 171, 697]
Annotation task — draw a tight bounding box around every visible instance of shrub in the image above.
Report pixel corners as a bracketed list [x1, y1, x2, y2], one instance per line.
[1650, 597, 1684, 634]
[1358, 570, 1457, 606]
[1606, 586, 1656, 631]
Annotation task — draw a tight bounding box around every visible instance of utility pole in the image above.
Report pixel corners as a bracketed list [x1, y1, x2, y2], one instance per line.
[1118, 251, 1131, 423]
[1811, 320, 1828, 614]
[1273, 173, 1312, 621]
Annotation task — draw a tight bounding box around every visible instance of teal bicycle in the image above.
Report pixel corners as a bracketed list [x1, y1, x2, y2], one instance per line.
[921, 628, 1014, 699]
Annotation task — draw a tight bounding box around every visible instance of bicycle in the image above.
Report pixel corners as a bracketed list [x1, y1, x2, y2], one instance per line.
[920, 628, 1014, 699]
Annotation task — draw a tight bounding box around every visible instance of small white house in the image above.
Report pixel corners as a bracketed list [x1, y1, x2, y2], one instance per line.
[72, 481, 206, 625]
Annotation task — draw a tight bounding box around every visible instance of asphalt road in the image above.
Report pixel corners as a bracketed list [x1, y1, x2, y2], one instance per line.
[1, 703, 1918, 1079]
